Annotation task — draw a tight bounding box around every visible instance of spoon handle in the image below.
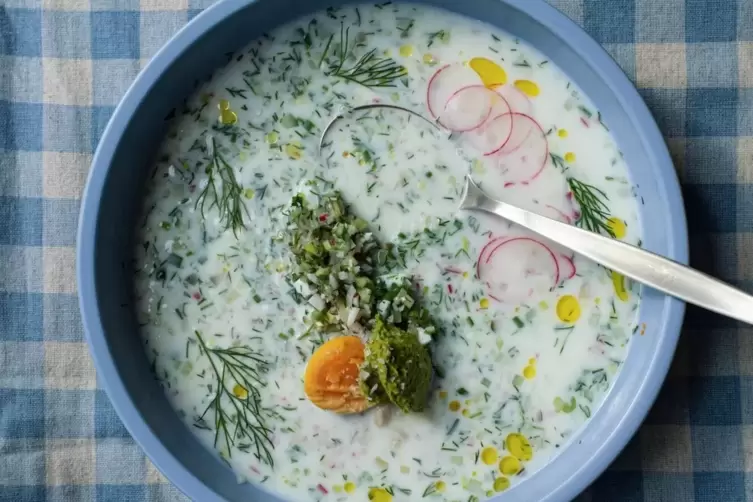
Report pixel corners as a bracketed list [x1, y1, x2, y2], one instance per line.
[461, 177, 753, 325]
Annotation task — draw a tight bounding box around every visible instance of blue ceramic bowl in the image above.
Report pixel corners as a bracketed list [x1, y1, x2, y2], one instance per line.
[77, 0, 688, 500]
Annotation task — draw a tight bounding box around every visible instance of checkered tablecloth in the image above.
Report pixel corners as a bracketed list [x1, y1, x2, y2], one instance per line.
[2, 0, 753, 500]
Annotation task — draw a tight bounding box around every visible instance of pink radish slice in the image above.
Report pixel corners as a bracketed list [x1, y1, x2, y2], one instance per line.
[493, 113, 549, 185]
[426, 64, 482, 120]
[439, 85, 494, 132]
[478, 237, 560, 302]
[558, 254, 576, 280]
[476, 236, 509, 278]
[458, 89, 514, 155]
[496, 85, 532, 115]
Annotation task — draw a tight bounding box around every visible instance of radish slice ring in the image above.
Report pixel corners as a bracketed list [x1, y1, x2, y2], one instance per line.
[496, 85, 532, 115]
[457, 89, 514, 155]
[478, 237, 560, 302]
[558, 254, 576, 280]
[476, 236, 509, 278]
[493, 113, 549, 185]
[439, 85, 494, 132]
[426, 64, 482, 120]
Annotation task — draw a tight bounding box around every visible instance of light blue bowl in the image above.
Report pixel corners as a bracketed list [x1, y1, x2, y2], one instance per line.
[77, 0, 688, 500]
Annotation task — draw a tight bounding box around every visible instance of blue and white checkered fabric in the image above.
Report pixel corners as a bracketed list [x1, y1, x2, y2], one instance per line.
[2, 0, 753, 500]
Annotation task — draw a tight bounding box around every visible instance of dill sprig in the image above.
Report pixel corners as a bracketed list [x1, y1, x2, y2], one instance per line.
[325, 24, 407, 88]
[567, 178, 615, 237]
[195, 331, 275, 466]
[196, 137, 249, 236]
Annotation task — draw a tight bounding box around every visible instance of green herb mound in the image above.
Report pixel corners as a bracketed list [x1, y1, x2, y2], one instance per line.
[360, 316, 432, 413]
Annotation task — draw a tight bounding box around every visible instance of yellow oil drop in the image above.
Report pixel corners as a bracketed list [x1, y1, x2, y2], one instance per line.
[218, 99, 238, 125]
[480, 446, 498, 465]
[399, 44, 413, 57]
[558, 129, 568, 138]
[513, 79, 540, 97]
[265, 131, 278, 144]
[522, 365, 536, 379]
[499, 455, 521, 475]
[232, 384, 248, 399]
[344, 481, 356, 494]
[556, 295, 581, 323]
[435, 480, 446, 493]
[368, 487, 392, 502]
[493, 476, 511, 492]
[612, 271, 629, 301]
[607, 217, 627, 239]
[423, 53, 437, 65]
[285, 143, 302, 160]
[506, 433, 533, 461]
[480, 298, 489, 309]
[564, 152, 576, 163]
[449, 400, 461, 412]
[469, 57, 507, 87]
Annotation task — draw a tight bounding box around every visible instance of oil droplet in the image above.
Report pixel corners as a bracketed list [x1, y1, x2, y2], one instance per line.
[285, 143, 302, 160]
[399, 44, 414, 57]
[449, 400, 461, 411]
[344, 482, 356, 494]
[564, 152, 576, 163]
[522, 365, 536, 379]
[218, 99, 238, 125]
[513, 79, 539, 97]
[558, 129, 568, 138]
[493, 476, 511, 492]
[368, 487, 392, 502]
[607, 217, 627, 239]
[244, 188, 255, 199]
[461, 408, 470, 417]
[265, 131, 278, 144]
[612, 271, 629, 301]
[506, 433, 533, 461]
[480, 298, 489, 309]
[556, 295, 581, 323]
[232, 384, 248, 399]
[469, 57, 507, 87]
[499, 455, 521, 475]
[435, 480, 446, 493]
[423, 53, 437, 65]
[480, 446, 498, 465]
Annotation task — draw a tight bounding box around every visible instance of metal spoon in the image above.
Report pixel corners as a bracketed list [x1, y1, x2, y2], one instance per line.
[460, 175, 753, 325]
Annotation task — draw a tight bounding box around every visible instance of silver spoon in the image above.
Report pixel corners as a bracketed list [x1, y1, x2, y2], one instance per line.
[460, 176, 753, 324]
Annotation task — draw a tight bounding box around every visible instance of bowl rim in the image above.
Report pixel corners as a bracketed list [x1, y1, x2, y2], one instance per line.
[77, 0, 688, 500]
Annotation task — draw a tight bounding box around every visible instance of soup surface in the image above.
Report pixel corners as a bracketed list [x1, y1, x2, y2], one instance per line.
[134, 3, 643, 501]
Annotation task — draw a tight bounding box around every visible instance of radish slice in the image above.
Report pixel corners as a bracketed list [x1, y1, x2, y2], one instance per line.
[439, 85, 494, 132]
[426, 64, 482, 120]
[493, 113, 549, 185]
[476, 236, 508, 278]
[496, 85, 531, 115]
[457, 89, 513, 155]
[478, 237, 560, 302]
[558, 254, 576, 280]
